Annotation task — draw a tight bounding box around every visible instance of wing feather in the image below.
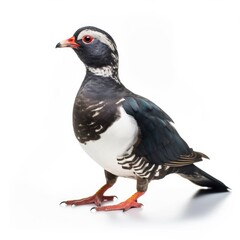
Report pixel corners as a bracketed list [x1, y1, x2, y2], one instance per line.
[122, 95, 208, 167]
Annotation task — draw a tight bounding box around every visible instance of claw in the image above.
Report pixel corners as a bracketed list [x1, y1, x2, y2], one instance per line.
[90, 207, 97, 213]
[59, 201, 67, 206]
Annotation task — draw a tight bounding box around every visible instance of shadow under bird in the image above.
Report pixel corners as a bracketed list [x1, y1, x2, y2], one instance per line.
[56, 26, 229, 212]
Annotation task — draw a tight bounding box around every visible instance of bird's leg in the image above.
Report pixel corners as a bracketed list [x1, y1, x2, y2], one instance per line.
[93, 178, 148, 212]
[61, 170, 117, 207]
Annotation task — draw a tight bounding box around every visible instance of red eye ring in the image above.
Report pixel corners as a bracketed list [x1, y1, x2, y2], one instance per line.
[82, 35, 94, 44]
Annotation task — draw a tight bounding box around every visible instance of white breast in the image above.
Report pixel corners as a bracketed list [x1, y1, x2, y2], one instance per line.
[80, 106, 139, 177]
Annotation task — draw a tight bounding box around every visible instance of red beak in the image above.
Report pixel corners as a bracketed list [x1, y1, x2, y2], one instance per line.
[56, 36, 80, 49]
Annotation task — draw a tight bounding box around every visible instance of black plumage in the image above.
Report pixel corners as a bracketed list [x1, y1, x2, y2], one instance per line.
[56, 26, 229, 212]
[73, 74, 123, 143]
[122, 96, 199, 166]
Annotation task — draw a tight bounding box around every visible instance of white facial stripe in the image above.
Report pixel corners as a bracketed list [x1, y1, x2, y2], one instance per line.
[77, 29, 116, 51]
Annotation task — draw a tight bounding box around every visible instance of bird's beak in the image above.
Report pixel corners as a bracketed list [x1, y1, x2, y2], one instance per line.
[56, 36, 80, 49]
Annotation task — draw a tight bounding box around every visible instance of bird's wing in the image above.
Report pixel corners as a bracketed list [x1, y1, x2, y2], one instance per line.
[122, 96, 207, 167]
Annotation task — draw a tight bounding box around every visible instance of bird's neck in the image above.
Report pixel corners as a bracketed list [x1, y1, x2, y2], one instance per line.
[85, 64, 120, 84]
[78, 68, 128, 101]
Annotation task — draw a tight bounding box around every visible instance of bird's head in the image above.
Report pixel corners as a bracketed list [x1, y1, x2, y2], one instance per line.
[56, 26, 119, 80]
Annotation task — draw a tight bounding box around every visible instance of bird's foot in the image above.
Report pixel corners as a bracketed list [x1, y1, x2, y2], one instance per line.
[60, 194, 117, 207]
[92, 200, 143, 212]
[60, 183, 117, 207]
[91, 191, 144, 212]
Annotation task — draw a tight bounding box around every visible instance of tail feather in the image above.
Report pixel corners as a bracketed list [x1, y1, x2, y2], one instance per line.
[173, 164, 229, 192]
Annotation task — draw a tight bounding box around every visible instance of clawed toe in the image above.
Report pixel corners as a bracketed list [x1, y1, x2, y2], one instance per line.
[60, 194, 117, 207]
[93, 201, 143, 212]
[60, 186, 144, 212]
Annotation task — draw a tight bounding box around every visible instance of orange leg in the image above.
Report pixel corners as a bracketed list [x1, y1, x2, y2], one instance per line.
[60, 183, 116, 206]
[61, 170, 117, 207]
[92, 191, 145, 212]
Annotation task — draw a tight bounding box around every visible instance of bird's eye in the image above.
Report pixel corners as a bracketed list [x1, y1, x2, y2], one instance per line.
[82, 35, 94, 44]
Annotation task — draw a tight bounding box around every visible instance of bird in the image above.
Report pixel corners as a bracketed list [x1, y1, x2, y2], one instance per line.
[56, 26, 229, 212]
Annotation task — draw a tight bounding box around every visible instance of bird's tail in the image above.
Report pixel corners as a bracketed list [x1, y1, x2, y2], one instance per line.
[171, 164, 229, 191]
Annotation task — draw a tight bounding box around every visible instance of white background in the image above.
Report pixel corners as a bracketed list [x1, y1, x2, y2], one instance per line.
[1, 0, 239, 239]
